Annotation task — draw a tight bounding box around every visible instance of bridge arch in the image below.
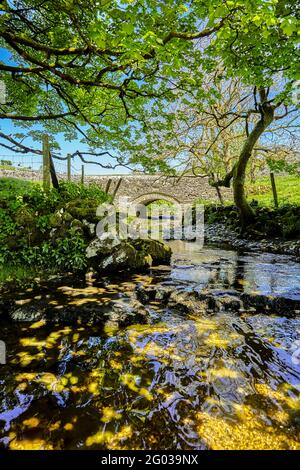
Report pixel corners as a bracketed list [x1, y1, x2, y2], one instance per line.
[130, 192, 181, 206]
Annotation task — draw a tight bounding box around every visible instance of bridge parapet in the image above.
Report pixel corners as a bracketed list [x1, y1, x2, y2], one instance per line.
[0, 170, 233, 204]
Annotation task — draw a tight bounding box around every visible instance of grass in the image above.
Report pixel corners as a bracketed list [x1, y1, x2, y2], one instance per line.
[196, 175, 300, 207]
[246, 175, 300, 206]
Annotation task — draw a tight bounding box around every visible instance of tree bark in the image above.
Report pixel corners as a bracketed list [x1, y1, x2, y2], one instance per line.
[233, 91, 275, 227]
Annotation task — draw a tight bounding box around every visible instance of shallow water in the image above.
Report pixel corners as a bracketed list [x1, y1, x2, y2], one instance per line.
[0, 243, 300, 450]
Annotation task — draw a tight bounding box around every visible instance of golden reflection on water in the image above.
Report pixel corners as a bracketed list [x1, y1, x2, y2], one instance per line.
[1, 274, 300, 450]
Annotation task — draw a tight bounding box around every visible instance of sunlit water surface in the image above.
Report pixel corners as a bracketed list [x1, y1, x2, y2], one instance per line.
[0, 243, 300, 450]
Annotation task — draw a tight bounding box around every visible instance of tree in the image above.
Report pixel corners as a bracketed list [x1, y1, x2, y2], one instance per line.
[126, 75, 248, 188]
[127, 74, 300, 219]
[117, 1, 300, 226]
[0, 1, 230, 141]
[0, 0, 299, 225]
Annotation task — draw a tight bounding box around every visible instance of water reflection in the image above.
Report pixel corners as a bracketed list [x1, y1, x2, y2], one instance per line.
[0, 244, 300, 449]
[169, 242, 300, 300]
[0, 308, 300, 449]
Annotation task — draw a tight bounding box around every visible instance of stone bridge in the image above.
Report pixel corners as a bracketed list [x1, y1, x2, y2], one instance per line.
[89, 174, 232, 205]
[0, 169, 232, 205]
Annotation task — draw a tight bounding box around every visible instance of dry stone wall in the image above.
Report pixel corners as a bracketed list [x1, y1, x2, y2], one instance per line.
[0, 169, 232, 204]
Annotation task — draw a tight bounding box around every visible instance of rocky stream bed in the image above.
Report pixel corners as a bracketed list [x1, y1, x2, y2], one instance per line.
[0, 241, 300, 450]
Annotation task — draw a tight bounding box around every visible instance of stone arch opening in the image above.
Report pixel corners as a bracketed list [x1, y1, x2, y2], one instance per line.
[129, 193, 182, 241]
[131, 192, 181, 206]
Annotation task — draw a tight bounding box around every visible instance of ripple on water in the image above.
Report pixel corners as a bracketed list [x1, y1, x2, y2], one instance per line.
[0, 244, 300, 450]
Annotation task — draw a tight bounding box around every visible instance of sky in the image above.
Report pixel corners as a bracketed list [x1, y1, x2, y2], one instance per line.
[0, 116, 131, 176]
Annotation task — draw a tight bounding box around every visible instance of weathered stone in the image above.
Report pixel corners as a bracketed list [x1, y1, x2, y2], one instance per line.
[14, 206, 35, 227]
[86, 233, 121, 260]
[131, 239, 172, 265]
[86, 235, 172, 274]
[70, 218, 84, 230]
[48, 211, 63, 228]
[82, 219, 96, 238]
[155, 286, 173, 303]
[136, 285, 157, 304]
[65, 198, 101, 222]
[241, 292, 300, 316]
[6, 296, 150, 326]
[62, 211, 73, 224]
[96, 242, 152, 273]
[0, 170, 232, 204]
[168, 291, 208, 314]
[136, 285, 173, 304]
[9, 304, 46, 322]
[110, 300, 150, 325]
[196, 288, 242, 312]
[205, 223, 300, 259]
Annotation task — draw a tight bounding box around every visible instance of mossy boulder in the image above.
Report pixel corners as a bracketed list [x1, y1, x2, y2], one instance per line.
[65, 198, 101, 222]
[14, 206, 36, 227]
[131, 239, 172, 265]
[96, 242, 152, 273]
[86, 233, 121, 259]
[70, 218, 84, 230]
[86, 234, 172, 274]
[48, 211, 63, 228]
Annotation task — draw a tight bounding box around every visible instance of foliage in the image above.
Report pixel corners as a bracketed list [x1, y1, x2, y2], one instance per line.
[0, 178, 110, 271]
[0, 264, 42, 289]
[204, 201, 300, 239]
[18, 229, 88, 271]
[267, 158, 300, 175]
[0, 1, 299, 226]
[58, 181, 112, 203]
[0, 1, 299, 153]
[0, 176, 36, 195]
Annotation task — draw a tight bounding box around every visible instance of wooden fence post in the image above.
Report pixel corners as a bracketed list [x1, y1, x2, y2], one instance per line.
[42, 134, 51, 192]
[67, 154, 71, 181]
[111, 178, 123, 201]
[81, 164, 85, 185]
[270, 172, 279, 208]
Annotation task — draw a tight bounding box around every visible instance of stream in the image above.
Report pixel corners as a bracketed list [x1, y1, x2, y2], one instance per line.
[0, 242, 300, 450]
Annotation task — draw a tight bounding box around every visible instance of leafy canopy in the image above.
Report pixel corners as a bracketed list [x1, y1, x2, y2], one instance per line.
[0, 0, 299, 156]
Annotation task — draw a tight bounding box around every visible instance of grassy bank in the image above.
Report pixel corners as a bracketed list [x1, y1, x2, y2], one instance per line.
[246, 175, 300, 206]
[196, 175, 300, 207]
[0, 264, 42, 289]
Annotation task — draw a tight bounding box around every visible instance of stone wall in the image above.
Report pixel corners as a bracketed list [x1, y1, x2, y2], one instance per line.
[0, 169, 233, 204]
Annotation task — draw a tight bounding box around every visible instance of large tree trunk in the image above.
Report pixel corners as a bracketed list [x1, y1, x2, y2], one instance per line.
[233, 91, 275, 227]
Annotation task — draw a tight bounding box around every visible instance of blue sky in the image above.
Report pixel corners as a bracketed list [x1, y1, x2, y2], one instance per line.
[0, 116, 131, 175]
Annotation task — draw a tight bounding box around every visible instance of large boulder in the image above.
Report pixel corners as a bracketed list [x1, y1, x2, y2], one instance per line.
[130, 239, 172, 265]
[65, 198, 102, 223]
[86, 234, 172, 274]
[86, 233, 121, 259]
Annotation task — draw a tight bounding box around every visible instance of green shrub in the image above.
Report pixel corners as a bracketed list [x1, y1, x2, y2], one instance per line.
[57, 181, 111, 204]
[0, 177, 35, 195]
[0, 178, 110, 273]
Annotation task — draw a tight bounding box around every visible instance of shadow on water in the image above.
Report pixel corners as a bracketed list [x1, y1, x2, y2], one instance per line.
[0, 243, 300, 450]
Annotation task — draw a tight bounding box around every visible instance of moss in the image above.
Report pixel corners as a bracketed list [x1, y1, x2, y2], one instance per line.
[131, 239, 172, 265]
[48, 212, 63, 228]
[14, 206, 36, 227]
[204, 203, 300, 240]
[65, 198, 101, 222]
